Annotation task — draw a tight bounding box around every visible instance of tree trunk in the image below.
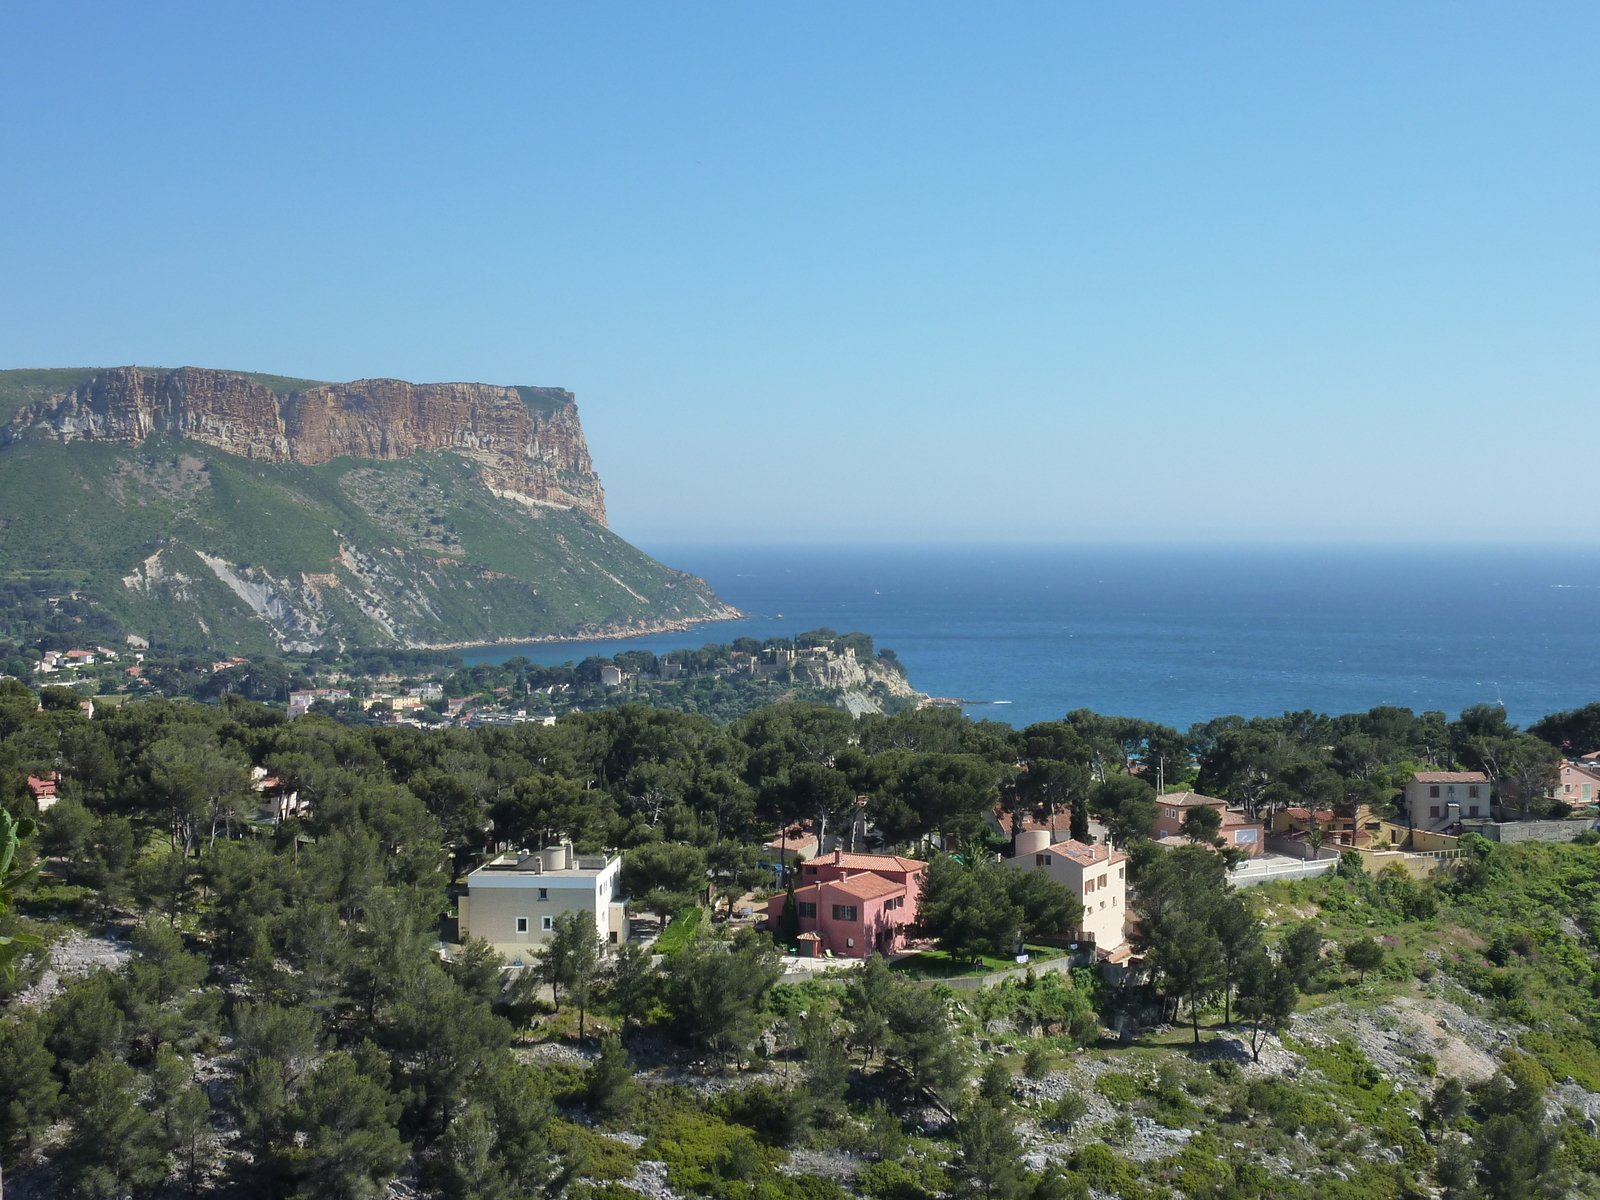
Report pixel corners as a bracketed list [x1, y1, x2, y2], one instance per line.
[1191, 998, 1201, 1043]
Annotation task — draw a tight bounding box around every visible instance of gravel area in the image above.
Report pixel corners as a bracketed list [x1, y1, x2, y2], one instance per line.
[518, 1042, 599, 1067]
[1011, 1057, 1203, 1163]
[1291, 993, 1507, 1089]
[782, 1148, 864, 1181]
[615, 1160, 680, 1200]
[1551, 1081, 1600, 1128]
[14, 927, 132, 1007]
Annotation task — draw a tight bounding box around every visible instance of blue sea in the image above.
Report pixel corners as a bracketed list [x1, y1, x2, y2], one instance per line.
[462, 544, 1600, 732]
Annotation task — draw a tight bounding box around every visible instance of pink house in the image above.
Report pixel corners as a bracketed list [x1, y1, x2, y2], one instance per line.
[1553, 761, 1600, 806]
[1151, 791, 1265, 857]
[767, 850, 927, 958]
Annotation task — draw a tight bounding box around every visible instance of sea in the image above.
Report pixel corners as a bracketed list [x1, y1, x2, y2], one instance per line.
[461, 544, 1600, 732]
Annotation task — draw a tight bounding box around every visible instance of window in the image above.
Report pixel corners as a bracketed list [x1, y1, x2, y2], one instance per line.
[832, 905, 857, 922]
[1468, 785, 1480, 799]
[1565, 784, 1572, 793]
[516, 917, 528, 933]
[1098, 874, 1107, 887]
[609, 931, 618, 944]
[541, 916, 553, 931]
[1469, 805, 1480, 818]
[1119, 868, 1124, 879]
[1084, 878, 1095, 893]
[1035, 853, 1045, 865]
[1112, 896, 1119, 906]
[805, 866, 817, 875]
[1429, 806, 1440, 818]
[537, 888, 548, 901]
[798, 902, 816, 918]
[1235, 829, 1258, 843]
[1429, 785, 1440, 798]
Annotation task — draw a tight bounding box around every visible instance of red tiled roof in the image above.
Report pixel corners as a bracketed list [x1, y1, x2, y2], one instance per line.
[825, 873, 904, 900]
[1412, 771, 1488, 783]
[1046, 838, 1127, 867]
[822, 852, 926, 873]
[1159, 791, 1226, 808]
[1284, 808, 1335, 822]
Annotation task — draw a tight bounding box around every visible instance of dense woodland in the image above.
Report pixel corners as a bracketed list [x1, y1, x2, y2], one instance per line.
[3, 678, 1600, 1198]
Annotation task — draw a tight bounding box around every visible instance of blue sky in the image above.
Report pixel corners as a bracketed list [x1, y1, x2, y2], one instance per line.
[3, 4, 1596, 544]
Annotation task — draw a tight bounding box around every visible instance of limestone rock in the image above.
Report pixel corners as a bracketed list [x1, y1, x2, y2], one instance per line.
[6, 366, 609, 525]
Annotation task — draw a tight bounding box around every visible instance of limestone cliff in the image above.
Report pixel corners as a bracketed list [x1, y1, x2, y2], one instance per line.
[5, 366, 608, 525]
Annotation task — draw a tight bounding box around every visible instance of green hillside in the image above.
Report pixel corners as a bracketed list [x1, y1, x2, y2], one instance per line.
[0, 432, 732, 653]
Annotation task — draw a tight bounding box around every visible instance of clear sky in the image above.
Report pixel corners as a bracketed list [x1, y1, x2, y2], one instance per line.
[3, 4, 1596, 544]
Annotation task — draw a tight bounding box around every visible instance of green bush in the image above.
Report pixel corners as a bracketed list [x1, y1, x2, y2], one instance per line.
[655, 906, 704, 956]
[1094, 1072, 1141, 1107]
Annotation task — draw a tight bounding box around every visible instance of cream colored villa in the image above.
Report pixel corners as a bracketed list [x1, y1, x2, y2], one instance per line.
[459, 842, 627, 965]
[1003, 829, 1128, 953]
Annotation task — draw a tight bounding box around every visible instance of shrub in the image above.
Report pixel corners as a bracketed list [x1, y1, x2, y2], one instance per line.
[1095, 1072, 1140, 1107]
[655, 906, 704, 956]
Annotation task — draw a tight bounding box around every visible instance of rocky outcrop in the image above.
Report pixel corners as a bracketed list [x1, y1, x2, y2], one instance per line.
[6, 366, 608, 524]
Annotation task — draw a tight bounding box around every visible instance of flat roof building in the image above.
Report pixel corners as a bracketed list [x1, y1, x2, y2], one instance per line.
[459, 841, 626, 967]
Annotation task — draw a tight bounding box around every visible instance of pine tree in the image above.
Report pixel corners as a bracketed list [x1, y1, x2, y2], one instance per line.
[149, 1047, 214, 1196]
[0, 1012, 59, 1167]
[64, 1053, 168, 1198]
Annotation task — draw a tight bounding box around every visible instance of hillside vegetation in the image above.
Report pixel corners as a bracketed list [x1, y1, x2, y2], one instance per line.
[2, 687, 1599, 1199]
[0, 434, 732, 652]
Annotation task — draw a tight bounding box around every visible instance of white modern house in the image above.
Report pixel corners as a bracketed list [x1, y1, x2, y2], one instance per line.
[459, 842, 627, 966]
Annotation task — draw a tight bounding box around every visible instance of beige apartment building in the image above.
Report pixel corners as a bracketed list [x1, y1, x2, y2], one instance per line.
[459, 842, 627, 966]
[1405, 771, 1489, 831]
[1004, 830, 1128, 953]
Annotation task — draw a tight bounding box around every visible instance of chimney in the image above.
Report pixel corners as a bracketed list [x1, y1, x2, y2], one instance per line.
[833, 848, 843, 865]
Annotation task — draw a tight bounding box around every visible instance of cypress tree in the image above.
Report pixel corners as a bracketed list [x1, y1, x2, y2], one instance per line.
[777, 875, 801, 948]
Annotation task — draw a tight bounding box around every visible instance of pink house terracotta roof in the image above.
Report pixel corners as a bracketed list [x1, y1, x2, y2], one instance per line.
[1412, 771, 1488, 783]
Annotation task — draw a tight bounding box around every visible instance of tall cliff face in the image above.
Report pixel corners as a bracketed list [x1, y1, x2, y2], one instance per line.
[6, 366, 608, 525]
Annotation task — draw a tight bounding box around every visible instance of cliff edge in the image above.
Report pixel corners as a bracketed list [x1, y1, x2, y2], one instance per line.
[5, 366, 608, 524]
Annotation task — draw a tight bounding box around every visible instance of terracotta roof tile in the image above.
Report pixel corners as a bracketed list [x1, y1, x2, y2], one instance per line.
[825, 873, 904, 900]
[1159, 791, 1226, 808]
[822, 852, 927, 873]
[1412, 771, 1488, 783]
[1045, 838, 1127, 867]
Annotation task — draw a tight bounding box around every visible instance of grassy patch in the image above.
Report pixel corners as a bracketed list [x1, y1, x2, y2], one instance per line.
[889, 945, 1062, 978]
[655, 905, 704, 955]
